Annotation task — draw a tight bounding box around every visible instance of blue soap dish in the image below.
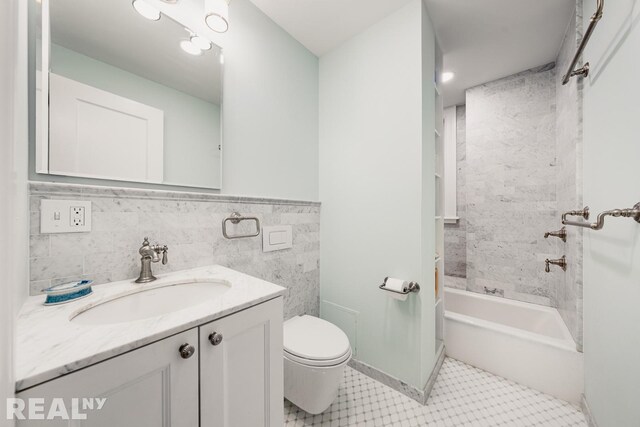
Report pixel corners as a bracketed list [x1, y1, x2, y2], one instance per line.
[43, 280, 94, 306]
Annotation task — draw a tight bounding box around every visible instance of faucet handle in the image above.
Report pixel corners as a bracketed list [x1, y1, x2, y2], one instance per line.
[544, 227, 567, 242]
[161, 246, 168, 265]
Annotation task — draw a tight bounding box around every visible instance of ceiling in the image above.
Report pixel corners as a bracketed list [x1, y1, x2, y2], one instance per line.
[424, 0, 574, 106]
[249, 0, 415, 56]
[51, 0, 222, 104]
[251, 0, 574, 107]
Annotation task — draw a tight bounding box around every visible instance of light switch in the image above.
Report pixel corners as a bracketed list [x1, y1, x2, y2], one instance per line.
[40, 200, 92, 233]
[263, 225, 293, 252]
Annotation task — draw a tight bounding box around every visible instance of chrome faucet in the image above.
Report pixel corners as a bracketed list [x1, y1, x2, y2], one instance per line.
[135, 237, 168, 283]
[545, 256, 567, 273]
[544, 227, 567, 242]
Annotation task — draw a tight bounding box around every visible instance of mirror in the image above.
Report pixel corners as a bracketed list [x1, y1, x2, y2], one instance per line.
[34, 0, 223, 189]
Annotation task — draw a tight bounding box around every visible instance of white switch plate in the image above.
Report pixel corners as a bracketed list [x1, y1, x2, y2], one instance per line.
[40, 200, 92, 233]
[262, 225, 293, 252]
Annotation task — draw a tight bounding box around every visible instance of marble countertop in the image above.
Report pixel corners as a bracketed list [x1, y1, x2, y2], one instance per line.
[15, 265, 285, 391]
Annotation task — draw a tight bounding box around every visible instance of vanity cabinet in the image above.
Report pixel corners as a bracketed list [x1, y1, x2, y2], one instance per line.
[17, 298, 283, 426]
[200, 297, 283, 427]
[17, 328, 199, 426]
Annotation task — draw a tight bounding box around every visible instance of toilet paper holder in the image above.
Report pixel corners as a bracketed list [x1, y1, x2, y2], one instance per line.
[379, 277, 420, 295]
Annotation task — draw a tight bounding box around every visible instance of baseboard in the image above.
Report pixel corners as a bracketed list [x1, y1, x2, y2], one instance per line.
[581, 395, 598, 427]
[348, 345, 446, 405]
[424, 343, 446, 400]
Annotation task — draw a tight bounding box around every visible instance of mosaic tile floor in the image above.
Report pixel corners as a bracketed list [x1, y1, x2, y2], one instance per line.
[284, 357, 587, 426]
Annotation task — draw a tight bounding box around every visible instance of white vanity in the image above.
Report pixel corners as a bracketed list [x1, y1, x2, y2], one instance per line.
[15, 266, 285, 426]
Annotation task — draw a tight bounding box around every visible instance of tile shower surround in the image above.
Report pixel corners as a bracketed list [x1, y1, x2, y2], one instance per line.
[28, 182, 320, 320]
[444, 1, 584, 349]
[465, 63, 559, 307]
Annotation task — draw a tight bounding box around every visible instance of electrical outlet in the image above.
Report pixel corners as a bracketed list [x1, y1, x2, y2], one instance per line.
[41, 200, 92, 233]
[70, 206, 85, 227]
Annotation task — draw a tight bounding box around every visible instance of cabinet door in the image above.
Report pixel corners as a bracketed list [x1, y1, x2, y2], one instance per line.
[200, 297, 283, 427]
[17, 328, 199, 427]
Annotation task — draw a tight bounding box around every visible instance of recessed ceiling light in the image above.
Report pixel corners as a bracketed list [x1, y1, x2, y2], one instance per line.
[191, 35, 212, 51]
[205, 0, 229, 33]
[442, 72, 455, 83]
[180, 40, 203, 56]
[132, 0, 161, 21]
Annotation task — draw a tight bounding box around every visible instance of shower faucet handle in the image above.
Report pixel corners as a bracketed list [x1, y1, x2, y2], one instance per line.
[544, 227, 567, 242]
[545, 256, 567, 273]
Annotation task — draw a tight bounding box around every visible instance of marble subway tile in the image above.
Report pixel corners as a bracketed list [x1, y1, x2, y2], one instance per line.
[449, 46, 583, 349]
[30, 256, 84, 282]
[464, 64, 561, 309]
[28, 183, 321, 321]
[29, 235, 50, 258]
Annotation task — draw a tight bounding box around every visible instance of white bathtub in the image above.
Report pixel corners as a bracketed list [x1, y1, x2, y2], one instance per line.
[444, 288, 584, 404]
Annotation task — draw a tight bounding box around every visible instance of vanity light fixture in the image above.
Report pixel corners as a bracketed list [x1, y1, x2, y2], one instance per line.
[442, 71, 455, 83]
[132, 0, 161, 21]
[190, 35, 212, 51]
[205, 0, 230, 33]
[180, 40, 203, 56]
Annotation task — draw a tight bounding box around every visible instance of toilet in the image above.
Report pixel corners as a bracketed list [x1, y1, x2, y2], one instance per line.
[283, 315, 352, 414]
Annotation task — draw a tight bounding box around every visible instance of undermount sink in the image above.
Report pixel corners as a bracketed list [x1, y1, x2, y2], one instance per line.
[71, 280, 231, 325]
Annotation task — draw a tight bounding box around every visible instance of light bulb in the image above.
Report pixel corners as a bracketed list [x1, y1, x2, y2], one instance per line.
[442, 72, 455, 83]
[191, 35, 212, 51]
[180, 40, 202, 56]
[132, 0, 161, 21]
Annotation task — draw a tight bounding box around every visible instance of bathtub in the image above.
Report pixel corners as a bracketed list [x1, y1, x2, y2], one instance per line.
[444, 288, 584, 404]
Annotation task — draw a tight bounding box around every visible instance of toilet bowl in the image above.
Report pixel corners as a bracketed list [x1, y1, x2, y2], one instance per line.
[283, 315, 352, 414]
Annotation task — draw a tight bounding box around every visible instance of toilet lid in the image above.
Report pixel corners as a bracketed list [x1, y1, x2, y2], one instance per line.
[284, 315, 351, 361]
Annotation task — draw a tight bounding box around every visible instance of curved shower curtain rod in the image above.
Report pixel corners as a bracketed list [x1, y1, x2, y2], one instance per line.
[561, 0, 604, 85]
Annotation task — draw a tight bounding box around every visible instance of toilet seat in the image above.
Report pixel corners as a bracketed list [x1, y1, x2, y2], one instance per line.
[284, 347, 352, 367]
[284, 315, 351, 367]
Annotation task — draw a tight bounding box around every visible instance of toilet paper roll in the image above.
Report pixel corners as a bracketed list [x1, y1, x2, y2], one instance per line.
[384, 278, 409, 301]
[385, 277, 409, 293]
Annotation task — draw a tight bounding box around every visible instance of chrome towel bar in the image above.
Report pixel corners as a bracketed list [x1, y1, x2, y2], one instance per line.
[562, 0, 604, 85]
[562, 203, 640, 230]
[222, 212, 261, 239]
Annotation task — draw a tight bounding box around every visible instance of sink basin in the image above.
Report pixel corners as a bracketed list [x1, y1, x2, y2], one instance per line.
[71, 280, 231, 325]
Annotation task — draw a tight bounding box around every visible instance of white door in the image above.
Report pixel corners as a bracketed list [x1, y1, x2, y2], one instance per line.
[48, 73, 164, 183]
[17, 328, 199, 426]
[200, 298, 284, 427]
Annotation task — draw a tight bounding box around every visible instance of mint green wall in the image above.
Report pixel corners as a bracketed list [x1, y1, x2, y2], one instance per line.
[50, 44, 221, 189]
[582, 1, 640, 425]
[419, 0, 437, 386]
[222, 0, 319, 200]
[319, 0, 436, 389]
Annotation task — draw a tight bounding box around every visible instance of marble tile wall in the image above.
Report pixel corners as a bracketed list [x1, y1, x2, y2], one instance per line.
[28, 183, 320, 320]
[465, 63, 559, 306]
[555, 1, 584, 350]
[444, 106, 467, 277]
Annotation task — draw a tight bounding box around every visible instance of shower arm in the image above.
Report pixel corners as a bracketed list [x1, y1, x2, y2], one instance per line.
[562, 203, 640, 230]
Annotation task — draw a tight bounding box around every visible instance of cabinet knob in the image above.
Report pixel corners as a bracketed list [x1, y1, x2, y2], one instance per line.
[209, 332, 223, 346]
[179, 343, 195, 359]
